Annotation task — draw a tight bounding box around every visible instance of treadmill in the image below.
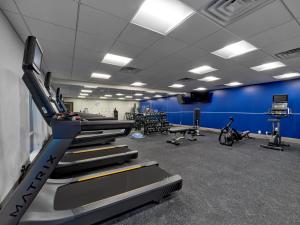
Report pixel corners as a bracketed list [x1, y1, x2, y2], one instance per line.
[27, 70, 139, 179]
[43, 72, 118, 148]
[0, 36, 182, 225]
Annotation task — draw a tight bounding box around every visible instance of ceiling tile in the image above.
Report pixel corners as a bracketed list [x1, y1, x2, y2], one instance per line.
[110, 41, 143, 58]
[196, 29, 240, 52]
[118, 24, 162, 48]
[148, 36, 187, 57]
[3, 11, 30, 39]
[82, 0, 144, 20]
[76, 31, 113, 53]
[282, 0, 300, 18]
[25, 17, 75, 44]
[38, 38, 73, 61]
[169, 13, 221, 44]
[16, 0, 77, 29]
[181, 0, 212, 10]
[263, 35, 300, 56]
[232, 50, 276, 67]
[226, 1, 293, 38]
[249, 20, 300, 48]
[78, 5, 127, 39]
[0, 0, 18, 13]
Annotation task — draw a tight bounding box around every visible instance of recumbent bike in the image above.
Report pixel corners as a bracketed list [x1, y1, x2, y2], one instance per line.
[219, 117, 251, 146]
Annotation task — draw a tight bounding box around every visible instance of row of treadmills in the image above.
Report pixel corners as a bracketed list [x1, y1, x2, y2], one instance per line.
[0, 36, 182, 225]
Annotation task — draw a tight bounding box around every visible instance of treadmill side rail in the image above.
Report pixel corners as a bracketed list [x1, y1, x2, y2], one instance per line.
[0, 136, 77, 225]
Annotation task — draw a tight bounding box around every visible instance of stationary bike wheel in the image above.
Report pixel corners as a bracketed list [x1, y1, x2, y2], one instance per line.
[219, 130, 234, 146]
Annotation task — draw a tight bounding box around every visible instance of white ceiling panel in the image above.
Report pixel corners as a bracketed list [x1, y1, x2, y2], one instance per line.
[82, 0, 144, 20]
[282, 0, 300, 18]
[25, 17, 75, 44]
[169, 13, 221, 44]
[118, 24, 162, 48]
[0, 0, 18, 13]
[226, 0, 293, 38]
[38, 38, 73, 61]
[181, 0, 212, 11]
[196, 29, 240, 53]
[15, 0, 77, 29]
[263, 35, 300, 55]
[174, 44, 207, 61]
[45, 54, 72, 79]
[76, 31, 113, 53]
[232, 50, 276, 67]
[78, 5, 127, 39]
[147, 36, 187, 58]
[249, 20, 300, 48]
[3, 11, 30, 39]
[109, 41, 143, 58]
[74, 45, 104, 63]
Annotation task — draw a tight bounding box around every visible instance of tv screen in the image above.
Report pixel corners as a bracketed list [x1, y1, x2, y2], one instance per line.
[190, 91, 211, 102]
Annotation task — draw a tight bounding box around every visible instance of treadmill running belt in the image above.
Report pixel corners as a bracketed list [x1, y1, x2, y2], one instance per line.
[54, 166, 169, 210]
[62, 146, 129, 162]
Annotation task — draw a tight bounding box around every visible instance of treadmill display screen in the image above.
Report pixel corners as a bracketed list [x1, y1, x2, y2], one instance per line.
[33, 41, 42, 72]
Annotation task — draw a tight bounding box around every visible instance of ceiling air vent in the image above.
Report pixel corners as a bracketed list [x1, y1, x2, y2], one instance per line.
[201, 0, 275, 26]
[275, 48, 300, 60]
[177, 77, 195, 82]
[119, 67, 142, 74]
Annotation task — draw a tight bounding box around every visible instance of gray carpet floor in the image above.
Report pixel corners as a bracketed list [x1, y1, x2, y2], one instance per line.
[101, 132, 300, 225]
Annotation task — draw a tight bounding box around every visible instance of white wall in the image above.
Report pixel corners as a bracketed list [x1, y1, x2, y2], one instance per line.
[66, 98, 139, 120]
[0, 11, 29, 201]
[0, 11, 50, 202]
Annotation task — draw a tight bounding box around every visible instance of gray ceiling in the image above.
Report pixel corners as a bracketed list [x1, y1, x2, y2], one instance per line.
[1, 0, 300, 98]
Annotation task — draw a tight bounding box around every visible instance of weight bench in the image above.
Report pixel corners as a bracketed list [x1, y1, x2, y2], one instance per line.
[167, 126, 197, 145]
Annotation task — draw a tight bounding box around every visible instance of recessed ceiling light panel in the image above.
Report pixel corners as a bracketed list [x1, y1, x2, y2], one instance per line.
[104, 94, 112, 97]
[78, 96, 86, 98]
[198, 76, 220, 82]
[194, 87, 207, 91]
[91, 73, 111, 79]
[251, 62, 286, 71]
[212, 40, 258, 59]
[131, 0, 195, 35]
[273, 72, 300, 80]
[84, 85, 98, 89]
[134, 93, 143, 96]
[79, 93, 89, 96]
[101, 53, 132, 67]
[100, 96, 107, 99]
[116, 93, 124, 96]
[81, 89, 92, 93]
[189, 65, 218, 74]
[118, 97, 125, 100]
[144, 96, 150, 99]
[125, 96, 133, 98]
[131, 82, 147, 86]
[225, 82, 243, 87]
[169, 83, 185, 88]
[154, 94, 162, 98]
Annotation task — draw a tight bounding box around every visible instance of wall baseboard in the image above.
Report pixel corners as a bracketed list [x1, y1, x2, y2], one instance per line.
[200, 127, 300, 144]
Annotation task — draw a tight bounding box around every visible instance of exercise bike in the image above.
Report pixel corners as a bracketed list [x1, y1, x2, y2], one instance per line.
[260, 94, 291, 151]
[219, 117, 251, 146]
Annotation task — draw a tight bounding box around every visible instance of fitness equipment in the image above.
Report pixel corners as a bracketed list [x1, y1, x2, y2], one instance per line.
[29, 64, 139, 178]
[125, 112, 170, 134]
[0, 36, 182, 225]
[260, 94, 291, 151]
[167, 125, 197, 145]
[193, 108, 205, 136]
[219, 117, 251, 146]
[44, 72, 118, 148]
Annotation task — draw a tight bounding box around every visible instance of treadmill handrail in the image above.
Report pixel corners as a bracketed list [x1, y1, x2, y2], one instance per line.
[80, 120, 134, 134]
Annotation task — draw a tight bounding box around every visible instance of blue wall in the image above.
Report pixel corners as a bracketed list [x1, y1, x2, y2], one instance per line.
[140, 80, 300, 139]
